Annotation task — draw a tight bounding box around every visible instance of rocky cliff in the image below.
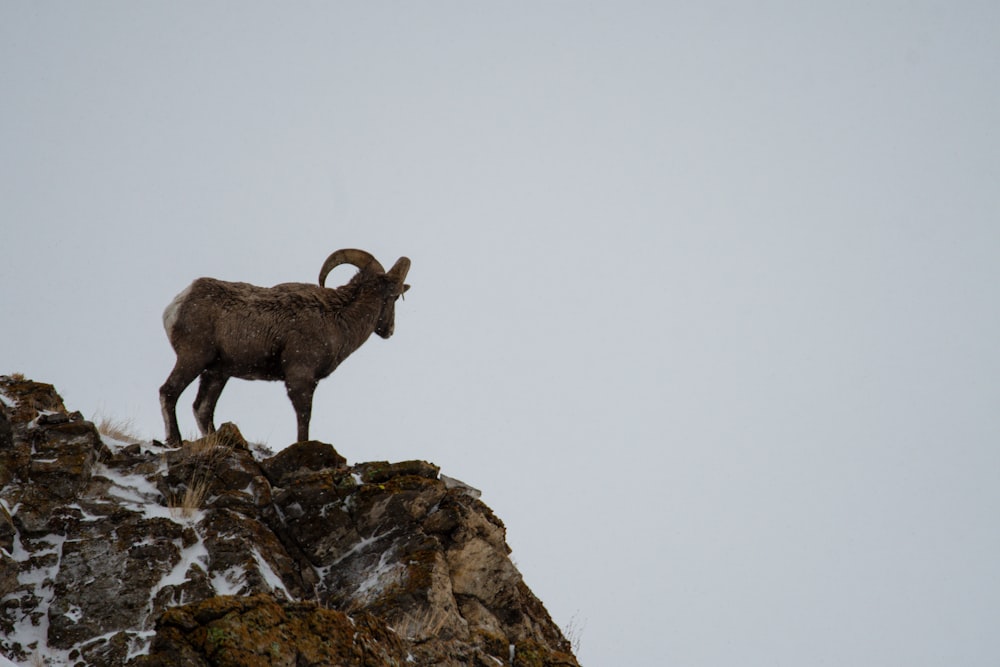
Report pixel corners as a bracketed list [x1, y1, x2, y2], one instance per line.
[0, 375, 579, 667]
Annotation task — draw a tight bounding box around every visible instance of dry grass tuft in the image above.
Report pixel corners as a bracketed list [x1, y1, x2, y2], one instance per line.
[392, 607, 452, 641]
[185, 424, 244, 456]
[169, 474, 213, 519]
[562, 612, 585, 655]
[94, 414, 144, 444]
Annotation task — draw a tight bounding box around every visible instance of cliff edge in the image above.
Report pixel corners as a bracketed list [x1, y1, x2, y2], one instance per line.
[0, 375, 579, 667]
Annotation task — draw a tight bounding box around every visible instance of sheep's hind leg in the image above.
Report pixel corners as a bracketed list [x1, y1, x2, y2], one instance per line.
[193, 371, 228, 437]
[160, 361, 203, 446]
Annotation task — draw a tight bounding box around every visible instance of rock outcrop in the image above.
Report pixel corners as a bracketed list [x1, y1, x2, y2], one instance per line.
[0, 375, 579, 666]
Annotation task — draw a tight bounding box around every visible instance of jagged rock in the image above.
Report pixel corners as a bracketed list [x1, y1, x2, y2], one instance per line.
[0, 375, 68, 424]
[0, 376, 580, 666]
[441, 473, 483, 499]
[0, 504, 13, 555]
[198, 507, 307, 599]
[0, 552, 17, 601]
[358, 459, 441, 484]
[134, 594, 408, 666]
[46, 515, 201, 650]
[77, 632, 132, 667]
[0, 380, 33, 488]
[260, 439, 347, 486]
[0, 403, 12, 450]
[0, 376, 101, 537]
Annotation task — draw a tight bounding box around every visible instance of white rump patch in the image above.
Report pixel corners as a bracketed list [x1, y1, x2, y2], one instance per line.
[162, 283, 193, 337]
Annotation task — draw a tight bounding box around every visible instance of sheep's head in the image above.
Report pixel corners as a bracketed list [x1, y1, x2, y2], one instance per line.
[374, 257, 411, 339]
[318, 249, 411, 339]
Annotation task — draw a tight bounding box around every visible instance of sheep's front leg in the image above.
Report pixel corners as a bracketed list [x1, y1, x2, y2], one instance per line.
[285, 374, 318, 443]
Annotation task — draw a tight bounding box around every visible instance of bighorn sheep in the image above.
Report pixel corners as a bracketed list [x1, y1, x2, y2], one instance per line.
[159, 249, 410, 445]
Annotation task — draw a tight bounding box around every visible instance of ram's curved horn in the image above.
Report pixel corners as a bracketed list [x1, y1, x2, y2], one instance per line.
[386, 257, 411, 288]
[318, 249, 385, 287]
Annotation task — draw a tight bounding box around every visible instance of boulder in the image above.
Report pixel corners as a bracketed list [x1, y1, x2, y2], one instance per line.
[261, 439, 347, 486]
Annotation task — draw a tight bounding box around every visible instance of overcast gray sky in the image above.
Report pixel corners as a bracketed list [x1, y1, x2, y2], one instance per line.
[3, 3, 1000, 665]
